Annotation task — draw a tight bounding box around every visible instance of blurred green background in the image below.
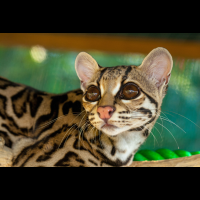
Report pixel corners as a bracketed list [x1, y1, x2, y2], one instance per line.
[0, 33, 200, 152]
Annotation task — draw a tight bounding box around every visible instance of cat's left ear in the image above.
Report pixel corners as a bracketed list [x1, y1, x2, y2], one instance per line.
[139, 47, 173, 88]
[75, 52, 99, 90]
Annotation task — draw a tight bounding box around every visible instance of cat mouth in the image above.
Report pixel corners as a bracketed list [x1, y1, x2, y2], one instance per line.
[101, 123, 118, 129]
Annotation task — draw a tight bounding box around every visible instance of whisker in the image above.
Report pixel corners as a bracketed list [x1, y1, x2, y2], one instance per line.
[145, 127, 158, 147]
[87, 126, 97, 155]
[57, 111, 87, 150]
[94, 128, 97, 146]
[37, 110, 86, 130]
[160, 116, 186, 134]
[163, 111, 200, 129]
[152, 125, 163, 141]
[57, 123, 77, 150]
[160, 111, 171, 120]
[79, 120, 91, 148]
[160, 111, 174, 133]
[130, 116, 152, 119]
[156, 121, 180, 149]
[77, 112, 89, 151]
[159, 114, 164, 136]
[80, 123, 93, 152]
[99, 130, 104, 150]
[130, 109, 189, 135]
[78, 112, 88, 128]
[37, 114, 67, 129]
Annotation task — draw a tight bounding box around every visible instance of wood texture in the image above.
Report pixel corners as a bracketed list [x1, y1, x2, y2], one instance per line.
[128, 155, 200, 167]
[0, 33, 200, 59]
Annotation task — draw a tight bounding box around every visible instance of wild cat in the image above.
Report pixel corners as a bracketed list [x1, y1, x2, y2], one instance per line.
[0, 47, 173, 167]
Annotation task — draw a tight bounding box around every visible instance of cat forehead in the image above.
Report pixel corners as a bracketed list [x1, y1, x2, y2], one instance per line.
[96, 65, 142, 83]
[101, 66, 127, 79]
[94, 65, 158, 99]
[93, 65, 133, 83]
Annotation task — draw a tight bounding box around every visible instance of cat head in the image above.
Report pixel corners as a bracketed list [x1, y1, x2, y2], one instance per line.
[75, 47, 173, 136]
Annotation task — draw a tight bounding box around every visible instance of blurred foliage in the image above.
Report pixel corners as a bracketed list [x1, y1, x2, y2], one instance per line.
[0, 45, 200, 152]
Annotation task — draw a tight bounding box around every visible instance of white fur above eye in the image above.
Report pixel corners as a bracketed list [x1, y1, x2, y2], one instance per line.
[112, 82, 121, 96]
[100, 84, 105, 96]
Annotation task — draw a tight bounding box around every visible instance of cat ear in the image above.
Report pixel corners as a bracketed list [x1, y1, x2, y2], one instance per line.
[75, 52, 100, 90]
[139, 47, 173, 88]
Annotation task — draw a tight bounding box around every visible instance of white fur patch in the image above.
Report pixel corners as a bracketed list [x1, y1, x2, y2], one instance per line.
[112, 83, 121, 96]
[89, 101, 98, 105]
[100, 84, 105, 96]
[142, 97, 156, 115]
[121, 99, 131, 104]
[82, 99, 87, 102]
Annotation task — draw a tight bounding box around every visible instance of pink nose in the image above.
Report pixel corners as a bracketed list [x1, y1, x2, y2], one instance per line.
[97, 106, 115, 120]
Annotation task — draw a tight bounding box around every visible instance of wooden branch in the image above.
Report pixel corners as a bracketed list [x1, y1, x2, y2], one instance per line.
[0, 137, 13, 167]
[129, 154, 200, 167]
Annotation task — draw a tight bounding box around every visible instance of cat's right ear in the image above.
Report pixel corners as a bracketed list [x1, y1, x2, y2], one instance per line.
[75, 52, 99, 91]
[139, 47, 173, 88]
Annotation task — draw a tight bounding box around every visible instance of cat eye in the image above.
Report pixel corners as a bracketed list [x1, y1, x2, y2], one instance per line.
[120, 83, 140, 100]
[85, 86, 101, 102]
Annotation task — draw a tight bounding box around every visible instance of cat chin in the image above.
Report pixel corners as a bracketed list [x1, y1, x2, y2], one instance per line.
[101, 128, 119, 136]
[100, 126, 130, 136]
[102, 130, 120, 136]
[100, 124, 145, 137]
[92, 121, 145, 136]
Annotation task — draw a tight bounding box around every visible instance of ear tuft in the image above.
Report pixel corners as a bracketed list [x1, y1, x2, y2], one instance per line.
[75, 52, 99, 90]
[139, 47, 173, 88]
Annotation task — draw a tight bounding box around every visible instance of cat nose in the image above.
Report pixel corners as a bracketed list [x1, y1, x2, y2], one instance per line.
[97, 106, 115, 121]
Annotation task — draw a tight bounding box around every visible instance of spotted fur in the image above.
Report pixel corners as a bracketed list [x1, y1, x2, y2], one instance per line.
[0, 47, 173, 167]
